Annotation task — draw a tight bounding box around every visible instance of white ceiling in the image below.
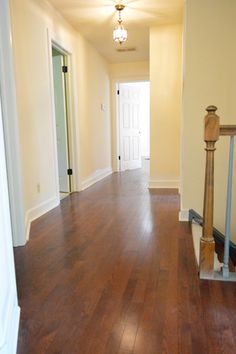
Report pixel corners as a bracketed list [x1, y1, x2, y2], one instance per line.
[48, 0, 183, 63]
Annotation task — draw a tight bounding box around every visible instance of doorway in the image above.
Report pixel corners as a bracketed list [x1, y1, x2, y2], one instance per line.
[52, 46, 71, 198]
[117, 81, 150, 173]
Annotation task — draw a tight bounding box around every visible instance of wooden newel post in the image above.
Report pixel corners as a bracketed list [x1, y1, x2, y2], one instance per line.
[200, 105, 220, 278]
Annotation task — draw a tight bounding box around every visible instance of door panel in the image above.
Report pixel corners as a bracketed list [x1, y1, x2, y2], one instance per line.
[52, 51, 70, 193]
[123, 104, 130, 128]
[133, 104, 139, 129]
[132, 136, 139, 160]
[119, 84, 142, 171]
[123, 136, 130, 161]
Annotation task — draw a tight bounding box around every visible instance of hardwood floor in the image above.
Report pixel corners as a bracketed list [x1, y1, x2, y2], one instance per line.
[14, 170, 236, 354]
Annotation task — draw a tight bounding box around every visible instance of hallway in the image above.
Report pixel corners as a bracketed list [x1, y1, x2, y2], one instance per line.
[14, 170, 236, 354]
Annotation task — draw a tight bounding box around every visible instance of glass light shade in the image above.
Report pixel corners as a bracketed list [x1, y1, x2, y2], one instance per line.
[113, 24, 127, 43]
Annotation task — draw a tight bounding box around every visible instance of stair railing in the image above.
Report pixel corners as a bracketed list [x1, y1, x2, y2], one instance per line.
[200, 106, 236, 281]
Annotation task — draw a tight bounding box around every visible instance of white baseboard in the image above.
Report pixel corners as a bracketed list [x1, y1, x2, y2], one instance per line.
[149, 178, 180, 189]
[179, 209, 189, 221]
[81, 167, 113, 191]
[25, 196, 59, 240]
[0, 302, 20, 354]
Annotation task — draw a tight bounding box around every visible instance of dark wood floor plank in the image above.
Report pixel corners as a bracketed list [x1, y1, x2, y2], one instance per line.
[14, 170, 236, 354]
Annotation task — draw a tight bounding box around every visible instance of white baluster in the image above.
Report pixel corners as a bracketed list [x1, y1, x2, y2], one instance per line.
[223, 136, 234, 278]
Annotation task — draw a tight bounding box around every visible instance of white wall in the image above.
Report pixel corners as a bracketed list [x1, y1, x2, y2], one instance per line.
[10, 0, 112, 240]
[181, 0, 236, 242]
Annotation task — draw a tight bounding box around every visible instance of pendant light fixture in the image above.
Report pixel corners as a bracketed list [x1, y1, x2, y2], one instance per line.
[113, 4, 127, 44]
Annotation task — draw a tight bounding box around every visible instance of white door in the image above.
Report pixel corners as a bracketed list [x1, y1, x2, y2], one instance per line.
[52, 51, 70, 193]
[118, 84, 142, 171]
[0, 97, 20, 354]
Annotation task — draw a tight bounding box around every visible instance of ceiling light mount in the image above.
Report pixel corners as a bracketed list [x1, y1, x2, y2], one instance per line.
[115, 4, 125, 12]
[113, 3, 127, 44]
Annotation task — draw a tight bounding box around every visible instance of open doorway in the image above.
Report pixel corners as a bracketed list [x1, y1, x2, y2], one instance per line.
[52, 46, 71, 199]
[117, 81, 150, 174]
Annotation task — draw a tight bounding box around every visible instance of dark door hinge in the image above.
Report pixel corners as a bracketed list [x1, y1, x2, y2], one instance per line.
[117, 89, 120, 95]
[62, 65, 68, 73]
[118, 156, 121, 160]
[67, 168, 73, 175]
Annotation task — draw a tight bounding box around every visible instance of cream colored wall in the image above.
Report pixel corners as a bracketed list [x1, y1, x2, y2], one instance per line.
[10, 0, 111, 240]
[109, 61, 149, 170]
[149, 25, 182, 188]
[181, 0, 236, 242]
[78, 39, 111, 182]
[109, 61, 149, 81]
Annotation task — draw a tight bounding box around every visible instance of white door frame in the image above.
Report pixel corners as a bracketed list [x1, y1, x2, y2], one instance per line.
[47, 30, 79, 197]
[0, 0, 26, 246]
[114, 78, 149, 171]
[52, 45, 72, 193]
[0, 2, 21, 352]
[0, 89, 20, 354]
